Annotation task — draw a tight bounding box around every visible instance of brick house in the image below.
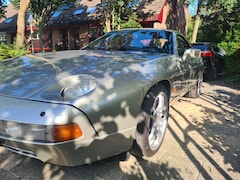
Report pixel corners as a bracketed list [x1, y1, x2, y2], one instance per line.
[0, 0, 189, 52]
[0, 3, 18, 44]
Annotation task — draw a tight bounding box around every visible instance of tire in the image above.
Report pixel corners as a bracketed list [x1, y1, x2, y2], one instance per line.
[132, 85, 169, 157]
[188, 72, 203, 98]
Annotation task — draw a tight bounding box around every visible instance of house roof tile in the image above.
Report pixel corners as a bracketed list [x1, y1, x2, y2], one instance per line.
[137, 0, 166, 21]
[47, 0, 166, 27]
[0, 0, 166, 32]
[0, 3, 18, 32]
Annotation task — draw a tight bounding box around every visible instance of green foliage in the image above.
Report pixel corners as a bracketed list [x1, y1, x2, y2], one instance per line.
[220, 0, 238, 12]
[11, 0, 20, 9]
[0, 43, 29, 61]
[190, 0, 240, 80]
[101, 0, 140, 31]
[30, 0, 75, 25]
[121, 14, 142, 29]
[0, 0, 7, 18]
[225, 74, 240, 87]
[29, 0, 75, 51]
[219, 24, 240, 77]
[186, 18, 194, 41]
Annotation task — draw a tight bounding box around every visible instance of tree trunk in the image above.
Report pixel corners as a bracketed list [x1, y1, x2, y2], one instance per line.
[105, 15, 111, 32]
[16, 0, 30, 47]
[191, 15, 201, 43]
[117, 7, 121, 30]
[101, 0, 111, 32]
[111, 8, 115, 30]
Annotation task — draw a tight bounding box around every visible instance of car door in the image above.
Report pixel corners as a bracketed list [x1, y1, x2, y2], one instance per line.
[175, 34, 195, 93]
[168, 33, 189, 98]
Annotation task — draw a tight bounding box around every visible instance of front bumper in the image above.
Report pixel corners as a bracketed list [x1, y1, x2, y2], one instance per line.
[0, 96, 95, 166]
[0, 96, 135, 166]
[0, 127, 135, 166]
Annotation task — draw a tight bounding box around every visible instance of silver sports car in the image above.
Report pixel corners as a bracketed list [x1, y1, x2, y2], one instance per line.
[0, 29, 203, 166]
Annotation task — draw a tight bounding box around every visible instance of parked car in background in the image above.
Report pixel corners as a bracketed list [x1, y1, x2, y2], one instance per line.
[192, 42, 226, 81]
[0, 29, 203, 166]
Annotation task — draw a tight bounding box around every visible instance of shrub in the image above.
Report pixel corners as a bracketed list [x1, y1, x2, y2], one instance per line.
[219, 28, 240, 76]
[0, 43, 29, 61]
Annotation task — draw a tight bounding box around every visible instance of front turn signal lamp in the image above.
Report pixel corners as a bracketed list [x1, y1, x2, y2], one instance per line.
[52, 123, 83, 143]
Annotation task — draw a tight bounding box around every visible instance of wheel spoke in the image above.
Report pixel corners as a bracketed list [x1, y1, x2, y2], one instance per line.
[133, 86, 169, 157]
[148, 92, 168, 150]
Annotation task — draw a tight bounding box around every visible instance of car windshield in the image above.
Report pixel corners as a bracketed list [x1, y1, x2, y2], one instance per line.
[83, 29, 173, 54]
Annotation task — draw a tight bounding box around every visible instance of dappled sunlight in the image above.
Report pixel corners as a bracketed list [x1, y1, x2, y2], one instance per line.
[42, 164, 65, 179]
[166, 81, 240, 178]
[119, 156, 182, 179]
[1, 81, 239, 179]
[119, 156, 148, 179]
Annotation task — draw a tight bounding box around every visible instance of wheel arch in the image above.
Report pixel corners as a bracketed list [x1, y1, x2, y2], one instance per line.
[150, 80, 171, 99]
[132, 79, 170, 157]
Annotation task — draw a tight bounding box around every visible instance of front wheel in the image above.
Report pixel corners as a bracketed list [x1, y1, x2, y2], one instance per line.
[132, 85, 169, 157]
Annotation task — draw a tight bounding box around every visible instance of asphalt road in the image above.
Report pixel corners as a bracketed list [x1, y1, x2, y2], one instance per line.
[0, 80, 239, 180]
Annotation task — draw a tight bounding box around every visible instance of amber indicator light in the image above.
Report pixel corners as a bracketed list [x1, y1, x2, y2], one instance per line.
[52, 123, 83, 142]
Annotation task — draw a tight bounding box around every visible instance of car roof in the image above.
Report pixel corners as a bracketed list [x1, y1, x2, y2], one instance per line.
[192, 42, 212, 51]
[192, 42, 217, 45]
[192, 42, 217, 46]
[111, 28, 178, 34]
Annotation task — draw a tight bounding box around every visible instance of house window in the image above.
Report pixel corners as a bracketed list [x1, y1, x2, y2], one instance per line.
[31, 31, 39, 39]
[87, 7, 97, 13]
[74, 9, 84, 15]
[52, 11, 62, 18]
[5, 18, 13, 23]
[89, 27, 102, 42]
[43, 30, 52, 49]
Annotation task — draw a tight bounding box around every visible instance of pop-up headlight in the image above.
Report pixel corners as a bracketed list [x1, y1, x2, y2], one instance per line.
[60, 75, 97, 100]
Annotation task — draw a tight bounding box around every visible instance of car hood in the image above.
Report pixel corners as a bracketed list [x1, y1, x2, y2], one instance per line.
[0, 50, 168, 100]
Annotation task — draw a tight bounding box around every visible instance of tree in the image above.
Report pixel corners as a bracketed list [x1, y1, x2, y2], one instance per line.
[100, 0, 141, 32]
[29, 0, 75, 52]
[14, 0, 30, 47]
[13, 0, 75, 50]
[190, 0, 239, 43]
[100, 0, 111, 32]
[121, 14, 142, 29]
[0, 0, 7, 18]
[199, 11, 238, 42]
[194, 1, 240, 78]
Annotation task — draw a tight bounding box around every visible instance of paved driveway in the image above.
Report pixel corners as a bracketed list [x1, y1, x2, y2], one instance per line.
[0, 81, 239, 180]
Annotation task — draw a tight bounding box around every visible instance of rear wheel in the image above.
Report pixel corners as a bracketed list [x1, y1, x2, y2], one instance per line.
[208, 66, 217, 81]
[132, 85, 169, 157]
[187, 72, 203, 98]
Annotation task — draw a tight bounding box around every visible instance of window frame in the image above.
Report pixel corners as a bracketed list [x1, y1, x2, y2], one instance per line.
[176, 34, 191, 57]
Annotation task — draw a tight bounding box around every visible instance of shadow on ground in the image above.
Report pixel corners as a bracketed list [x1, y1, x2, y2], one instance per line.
[168, 80, 240, 179]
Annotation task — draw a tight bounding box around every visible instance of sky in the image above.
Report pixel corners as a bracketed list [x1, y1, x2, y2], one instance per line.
[189, 0, 198, 16]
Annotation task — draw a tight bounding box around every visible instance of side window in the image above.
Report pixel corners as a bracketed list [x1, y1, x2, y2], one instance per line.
[176, 35, 191, 57]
